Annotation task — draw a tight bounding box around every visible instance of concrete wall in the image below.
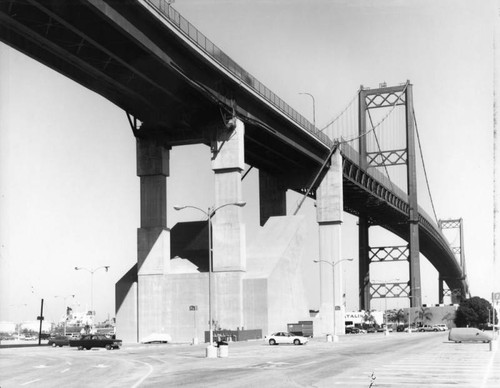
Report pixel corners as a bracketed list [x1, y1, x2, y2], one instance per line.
[163, 273, 208, 342]
[244, 215, 310, 335]
[115, 264, 138, 343]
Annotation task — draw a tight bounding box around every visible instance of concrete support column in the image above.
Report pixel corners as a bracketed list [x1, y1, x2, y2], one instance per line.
[259, 170, 286, 226]
[211, 118, 246, 330]
[316, 148, 344, 337]
[438, 276, 444, 304]
[136, 138, 170, 340]
[359, 216, 371, 310]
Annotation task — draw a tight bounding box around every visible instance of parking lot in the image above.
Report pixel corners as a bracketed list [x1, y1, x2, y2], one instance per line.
[1, 332, 499, 387]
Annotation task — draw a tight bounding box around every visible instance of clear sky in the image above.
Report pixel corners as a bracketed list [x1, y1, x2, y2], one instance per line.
[0, 0, 497, 324]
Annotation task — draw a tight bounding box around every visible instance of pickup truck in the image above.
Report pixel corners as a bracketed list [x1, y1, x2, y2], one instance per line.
[69, 334, 122, 350]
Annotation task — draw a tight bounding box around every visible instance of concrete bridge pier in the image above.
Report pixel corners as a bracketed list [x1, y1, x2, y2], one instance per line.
[316, 148, 345, 337]
[211, 118, 246, 331]
[259, 171, 287, 226]
[358, 216, 371, 310]
[136, 137, 171, 341]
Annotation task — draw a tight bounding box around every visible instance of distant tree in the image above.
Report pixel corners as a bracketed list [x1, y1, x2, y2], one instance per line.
[386, 309, 406, 325]
[441, 312, 455, 328]
[454, 296, 492, 328]
[363, 310, 376, 327]
[416, 306, 433, 324]
[394, 309, 407, 325]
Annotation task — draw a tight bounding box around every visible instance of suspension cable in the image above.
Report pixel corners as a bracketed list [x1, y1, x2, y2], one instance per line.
[413, 108, 439, 224]
[320, 89, 360, 132]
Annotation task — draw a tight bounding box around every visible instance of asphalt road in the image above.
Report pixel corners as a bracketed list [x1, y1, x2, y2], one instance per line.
[1, 332, 499, 387]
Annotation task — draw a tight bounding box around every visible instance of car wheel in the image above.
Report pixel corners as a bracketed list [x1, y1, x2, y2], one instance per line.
[59, 345, 63, 348]
[293, 339, 300, 345]
[86, 347, 91, 350]
[269, 339, 276, 345]
[105, 344, 112, 350]
[78, 346, 83, 350]
[52, 343, 57, 347]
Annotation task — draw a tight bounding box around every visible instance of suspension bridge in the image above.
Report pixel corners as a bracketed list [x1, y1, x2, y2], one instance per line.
[0, 0, 469, 341]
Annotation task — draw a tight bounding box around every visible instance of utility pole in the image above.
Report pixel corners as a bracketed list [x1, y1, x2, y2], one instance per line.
[37, 299, 44, 346]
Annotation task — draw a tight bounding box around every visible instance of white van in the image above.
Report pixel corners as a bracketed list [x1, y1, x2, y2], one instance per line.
[448, 327, 492, 343]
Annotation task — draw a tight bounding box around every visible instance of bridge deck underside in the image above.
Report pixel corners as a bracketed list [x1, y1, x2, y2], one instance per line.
[0, 0, 467, 295]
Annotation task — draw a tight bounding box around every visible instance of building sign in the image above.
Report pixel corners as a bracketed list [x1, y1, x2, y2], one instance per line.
[189, 305, 198, 311]
[493, 292, 500, 301]
[345, 312, 364, 320]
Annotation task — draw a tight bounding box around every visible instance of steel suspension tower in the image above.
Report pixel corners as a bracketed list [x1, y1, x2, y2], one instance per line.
[358, 82, 422, 310]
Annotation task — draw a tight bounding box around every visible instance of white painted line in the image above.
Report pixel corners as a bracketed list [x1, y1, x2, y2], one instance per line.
[131, 360, 154, 388]
[21, 379, 42, 386]
[60, 368, 70, 373]
[480, 344, 498, 388]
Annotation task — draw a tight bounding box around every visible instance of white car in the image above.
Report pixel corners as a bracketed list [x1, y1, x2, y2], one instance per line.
[433, 324, 448, 331]
[141, 333, 172, 344]
[265, 332, 309, 345]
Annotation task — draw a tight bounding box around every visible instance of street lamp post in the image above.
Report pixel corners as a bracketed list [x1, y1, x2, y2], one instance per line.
[299, 92, 316, 128]
[313, 258, 353, 341]
[74, 266, 109, 325]
[174, 201, 246, 356]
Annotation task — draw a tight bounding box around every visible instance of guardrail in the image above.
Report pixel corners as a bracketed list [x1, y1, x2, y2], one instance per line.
[145, 0, 333, 147]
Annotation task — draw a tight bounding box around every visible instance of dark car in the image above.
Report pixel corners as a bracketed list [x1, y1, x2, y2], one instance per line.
[48, 335, 70, 347]
[69, 334, 122, 350]
[345, 327, 360, 334]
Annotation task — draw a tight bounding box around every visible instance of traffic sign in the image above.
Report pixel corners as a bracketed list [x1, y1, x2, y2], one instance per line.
[189, 305, 198, 311]
[493, 292, 500, 301]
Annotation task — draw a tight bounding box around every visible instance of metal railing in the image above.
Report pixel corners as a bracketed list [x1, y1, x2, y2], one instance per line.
[145, 0, 333, 147]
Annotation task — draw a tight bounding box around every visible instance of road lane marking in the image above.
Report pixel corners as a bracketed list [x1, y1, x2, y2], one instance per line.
[131, 360, 154, 388]
[60, 368, 70, 373]
[21, 379, 42, 385]
[33, 365, 48, 369]
[480, 343, 498, 388]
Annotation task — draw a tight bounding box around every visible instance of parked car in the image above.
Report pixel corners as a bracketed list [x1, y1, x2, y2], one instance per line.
[265, 332, 308, 345]
[48, 335, 69, 347]
[366, 327, 376, 333]
[141, 333, 172, 344]
[433, 324, 448, 331]
[448, 327, 493, 343]
[345, 327, 360, 334]
[419, 325, 437, 332]
[69, 334, 122, 350]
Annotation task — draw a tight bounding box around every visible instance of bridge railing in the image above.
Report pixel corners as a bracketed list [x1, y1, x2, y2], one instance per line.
[145, 0, 333, 147]
[145, 1, 456, 265]
[340, 142, 444, 234]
